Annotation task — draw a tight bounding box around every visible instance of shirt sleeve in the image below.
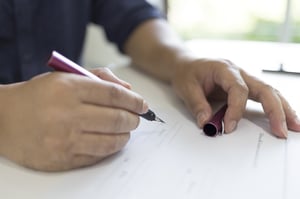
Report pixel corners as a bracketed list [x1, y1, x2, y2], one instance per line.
[91, 0, 164, 53]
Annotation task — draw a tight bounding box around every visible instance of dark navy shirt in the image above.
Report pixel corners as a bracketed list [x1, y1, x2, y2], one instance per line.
[0, 0, 162, 83]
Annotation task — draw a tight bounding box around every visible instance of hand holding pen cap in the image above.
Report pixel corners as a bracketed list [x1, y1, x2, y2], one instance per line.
[203, 104, 227, 137]
[47, 51, 165, 123]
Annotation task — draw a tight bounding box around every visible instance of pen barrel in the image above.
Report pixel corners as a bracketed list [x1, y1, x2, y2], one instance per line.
[47, 52, 85, 75]
[203, 104, 227, 137]
[47, 51, 101, 81]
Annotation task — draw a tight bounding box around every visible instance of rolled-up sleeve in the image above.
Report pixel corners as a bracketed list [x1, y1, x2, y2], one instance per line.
[91, 0, 164, 52]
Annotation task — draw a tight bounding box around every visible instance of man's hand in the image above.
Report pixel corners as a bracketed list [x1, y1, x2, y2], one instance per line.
[171, 58, 300, 138]
[124, 19, 300, 138]
[0, 68, 148, 171]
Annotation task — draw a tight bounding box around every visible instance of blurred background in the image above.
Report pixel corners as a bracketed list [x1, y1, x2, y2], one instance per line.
[83, 0, 300, 67]
[169, 0, 299, 43]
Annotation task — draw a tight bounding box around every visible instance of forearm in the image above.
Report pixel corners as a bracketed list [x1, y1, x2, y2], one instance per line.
[124, 19, 194, 83]
[0, 83, 19, 156]
[0, 85, 5, 155]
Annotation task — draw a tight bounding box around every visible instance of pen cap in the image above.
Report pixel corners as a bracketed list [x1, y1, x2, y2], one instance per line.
[47, 51, 101, 81]
[203, 104, 227, 137]
[47, 51, 84, 75]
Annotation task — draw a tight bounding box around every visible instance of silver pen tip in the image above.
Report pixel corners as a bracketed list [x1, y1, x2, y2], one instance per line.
[155, 117, 165, 123]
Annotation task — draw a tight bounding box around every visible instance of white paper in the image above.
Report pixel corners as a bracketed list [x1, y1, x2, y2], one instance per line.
[0, 106, 298, 199]
[1, 61, 300, 199]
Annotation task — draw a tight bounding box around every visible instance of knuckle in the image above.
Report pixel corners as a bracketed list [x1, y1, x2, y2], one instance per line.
[214, 59, 231, 68]
[96, 134, 131, 157]
[111, 110, 139, 132]
[260, 83, 276, 96]
[254, 83, 276, 101]
[261, 83, 273, 91]
[109, 84, 123, 100]
[238, 83, 249, 96]
[133, 95, 144, 113]
[108, 84, 144, 113]
[215, 60, 239, 74]
[218, 58, 230, 66]
[93, 67, 110, 76]
[223, 59, 233, 64]
[264, 107, 277, 119]
[112, 110, 127, 132]
[109, 134, 130, 153]
[48, 75, 76, 96]
[230, 79, 249, 98]
[101, 67, 112, 74]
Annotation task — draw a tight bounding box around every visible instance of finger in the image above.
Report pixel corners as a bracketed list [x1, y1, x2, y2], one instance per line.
[277, 92, 300, 132]
[73, 132, 130, 157]
[70, 154, 105, 170]
[214, 66, 249, 133]
[242, 72, 287, 138]
[174, 78, 212, 127]
[90, 67, 132, 89]
[257, 88, 287, 138]
[76, 78, 148, 114]
[78, 104, 140, 133]
[30, 155, 103, 172]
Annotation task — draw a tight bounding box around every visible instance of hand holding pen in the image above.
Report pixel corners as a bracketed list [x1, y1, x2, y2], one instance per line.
[47, 51, 164, 123]
[1, 53, 157, 171]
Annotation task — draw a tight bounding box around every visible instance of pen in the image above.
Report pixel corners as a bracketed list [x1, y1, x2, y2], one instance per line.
[203, 104, 227, 137]
[262, 63, 300, 75]
[47, 51, 165, 123]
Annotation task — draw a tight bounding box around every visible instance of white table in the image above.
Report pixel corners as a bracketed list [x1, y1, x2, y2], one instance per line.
[1, 40, 300, 199]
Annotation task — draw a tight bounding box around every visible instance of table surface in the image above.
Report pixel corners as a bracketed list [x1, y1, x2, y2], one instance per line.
[1, 39, 300, 199]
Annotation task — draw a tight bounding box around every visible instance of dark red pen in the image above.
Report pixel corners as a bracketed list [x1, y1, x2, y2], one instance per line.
[203, 104, 227, 137]
[47, 51, 165, 123]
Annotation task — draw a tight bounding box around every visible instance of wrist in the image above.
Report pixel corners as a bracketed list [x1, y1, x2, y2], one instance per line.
[0, 83, 23, 156]
[0, 85, 9, 155]
[169, 52, 199, 84]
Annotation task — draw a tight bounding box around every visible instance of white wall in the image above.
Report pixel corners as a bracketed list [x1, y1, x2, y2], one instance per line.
[82, 0, 165, 68]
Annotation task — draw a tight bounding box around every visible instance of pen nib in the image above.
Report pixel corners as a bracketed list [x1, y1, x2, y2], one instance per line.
[155, 117, 165, 123]
[140, 109, 165, 123]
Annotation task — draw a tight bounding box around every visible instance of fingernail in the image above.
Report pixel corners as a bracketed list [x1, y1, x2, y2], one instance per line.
[197, 112, 209, 127]
[294, 117, 300, 125]
[142, 100, 149, 114]
[282, 121, 288, 138]
[122, 81, 132, 89]
[226, 120, 237, 133]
